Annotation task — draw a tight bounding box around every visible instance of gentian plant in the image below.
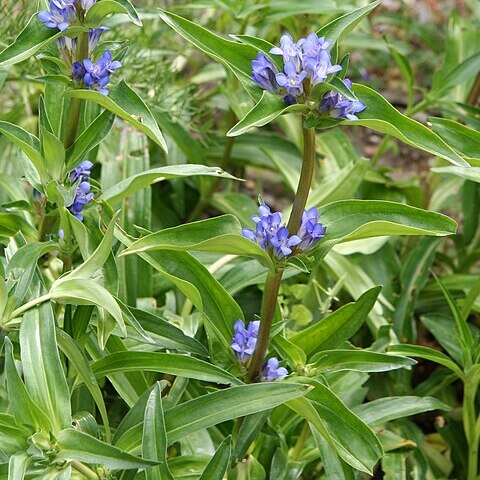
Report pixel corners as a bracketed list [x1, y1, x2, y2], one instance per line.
[0, 0, 479, 479]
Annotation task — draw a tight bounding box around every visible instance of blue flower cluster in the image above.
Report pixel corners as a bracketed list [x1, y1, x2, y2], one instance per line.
[39, 0, 95, 31]
[68, 160, 94, 221]
[73, 50, 122, 95]
[242, 204, 325, 260]
[252, 33, 341, 103]
[251, 33, 366, 120]
[231, 320, 288, 381]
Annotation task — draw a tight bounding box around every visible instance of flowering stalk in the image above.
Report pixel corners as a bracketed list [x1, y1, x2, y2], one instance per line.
[63, 31, 89, 148]
[246, 123, 316, 382]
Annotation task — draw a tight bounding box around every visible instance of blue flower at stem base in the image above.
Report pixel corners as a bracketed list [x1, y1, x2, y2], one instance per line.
[318, 79, 366, 120]
[262, 357, 288, 381]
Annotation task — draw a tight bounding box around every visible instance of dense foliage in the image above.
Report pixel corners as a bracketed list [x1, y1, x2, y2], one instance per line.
[0, 0, 479, 479]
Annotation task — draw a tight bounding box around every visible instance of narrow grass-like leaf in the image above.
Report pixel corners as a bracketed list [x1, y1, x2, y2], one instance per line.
[65, 81, 167, 151]
[121, 214, 273, 270]
[143, 383, 173, 480]
[91, 352, 242, 385]
[199, 436, 232, 480]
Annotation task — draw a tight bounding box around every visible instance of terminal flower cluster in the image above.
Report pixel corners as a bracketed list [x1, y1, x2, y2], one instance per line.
[68, 160, 94, 221]
[251, 33, 366, 120]
[39, 0, 95, 31]
[242, 204, 326, 260]
[231, 320, 288, 381]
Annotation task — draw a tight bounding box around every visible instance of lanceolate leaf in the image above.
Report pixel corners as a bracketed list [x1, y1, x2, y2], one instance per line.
[101, 165, 238, 206]
[0, 15, 85, 67]
[91, 352, 242, 385]
[312, 199, 456, 261]
[345, 84, 468, 166]
[65, 81, 167, 152]
[290, 286, 381, 357]
[85, 0, 142, 27]
[165, 383, 309, 444]
[317, 1, 381, 44]
[158, 9, 259, 96]
[143, 383, 173, 480]
[56, 428, 158, 469]
[19, 303, 71, 433]
[227, 91, 307, 137]
[121, 214, 274, 270]
[199, 436, 232, 480]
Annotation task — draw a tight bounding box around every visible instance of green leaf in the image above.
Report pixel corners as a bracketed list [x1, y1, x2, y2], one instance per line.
[8, 452, 30, 480]
[432, 166, 480, 183]
[388, 344, 464, 379]
[56, 428, 158, 469]
[65, 81, 167, 151]
[143, 383, 174, 480]
[288, 381, 382, 474]
[41, 127, 65, 181]
[313, 199, 457, 260]
[121, 214, 273, 270]
[199, 436, 232, 480]
[158, 9, 259, 96]
[345, 84, 469, 166]
[91, 352, 242, 385]
[4, 337, 53, 432]
[101, 164, 238, 206]
[165, 383, 309, 444]
[227, 91, 307, 137]
[19, 303, 71, 432]
[66, 110, 115, 169]
[290, 286, 381, 357]
[0, 15, 85, 67]
[317, 1, 381, 43]
[56, 329, 111, 442]
[310, 349, 416, 373]
[353, 396, 451, 426]
[0, 121, 47, 180]
[85, 0, 142, 27]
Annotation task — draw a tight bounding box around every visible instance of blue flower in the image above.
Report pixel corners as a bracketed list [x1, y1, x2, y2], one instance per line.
[70, 160, 93, 182]
[231, 320, 260, 362]
[68, 160, 94, 221]
[243, 204, 301, 260]
[252, 53, 280, 93]
[318, 78, 366, 120]
[262, 357, 288, 381]
[276, 61, 307, 97]
[297, 207, 326, 251]
[301, 33, 341, 85]
[38, 1, 76, 31]
[88, 27, 109, 53]
[270, 34, 304, 70]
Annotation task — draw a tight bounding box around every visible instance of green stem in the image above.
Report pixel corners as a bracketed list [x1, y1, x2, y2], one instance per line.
[287, 125, 316, 235]
[63, 32, 89, 148]
[464, 373, 480, 480]
[8, 293, 52, 322]
[291, 421, 309, 461]
[71, 460, 100, 480]
[246, 124, 316, 382]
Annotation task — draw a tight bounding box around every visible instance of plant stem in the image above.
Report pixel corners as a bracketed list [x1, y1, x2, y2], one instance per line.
[464, 373, 480, 480]
[63, 32, 89, 149]
[246, 124, 316, 382]
[71, 460, 100, 480]
[8, 293, 52, 322]
[247, 268, 284, 382]
[291, 421, 310, 461]
[287, 125, 316, 235]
